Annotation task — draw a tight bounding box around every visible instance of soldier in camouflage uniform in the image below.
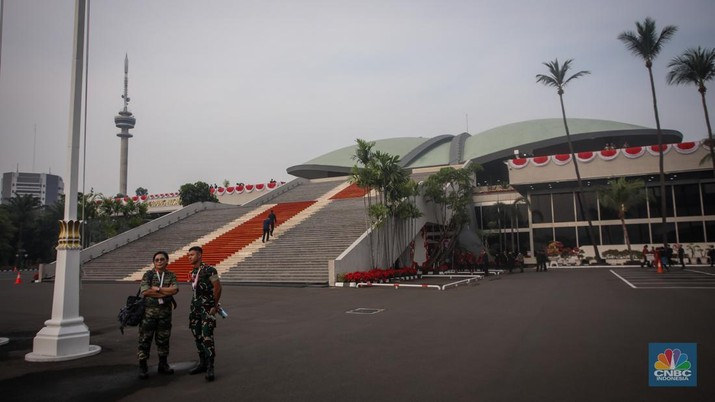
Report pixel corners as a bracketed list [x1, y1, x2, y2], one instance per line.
[138, 251, 179, 379]
[187, 246, 222, 382]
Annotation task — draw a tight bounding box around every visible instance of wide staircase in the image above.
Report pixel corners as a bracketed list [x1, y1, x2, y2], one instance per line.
[264, 179, 345, 203]
[165, 200, 316, 282]
[220, 197, 367, 285]
[81, 205, 254, 280]
[79, 178, 366, 284]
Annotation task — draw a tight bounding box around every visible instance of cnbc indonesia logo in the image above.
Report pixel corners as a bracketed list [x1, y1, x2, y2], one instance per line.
[649, 343, 697, 387]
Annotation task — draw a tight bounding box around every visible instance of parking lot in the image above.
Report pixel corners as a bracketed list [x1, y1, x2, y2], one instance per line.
[610, 266, 715, 289]
[1, 268, 714, 402]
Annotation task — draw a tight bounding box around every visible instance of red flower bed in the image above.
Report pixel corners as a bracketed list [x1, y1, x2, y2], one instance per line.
[343, 267, 418, 283]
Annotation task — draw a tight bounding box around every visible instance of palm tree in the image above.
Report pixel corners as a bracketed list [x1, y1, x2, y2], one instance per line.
[350, 139, 378, 267]
[618, 17, 678, 247]
[666, 46, 715, 175]
[598, 177, 647, 261]
[536, 58, 602, 262]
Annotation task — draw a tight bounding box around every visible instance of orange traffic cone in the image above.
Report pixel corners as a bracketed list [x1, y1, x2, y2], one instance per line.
[656, 258, 663, 274]
[14, 272, 22, 285]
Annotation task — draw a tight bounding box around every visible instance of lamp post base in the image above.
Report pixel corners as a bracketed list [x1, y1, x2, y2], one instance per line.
[25, 318, 101, 362]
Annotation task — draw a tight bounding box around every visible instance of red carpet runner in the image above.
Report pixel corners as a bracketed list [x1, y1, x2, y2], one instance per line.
[329, 183, 368, 200]
[167, 201, 315, 281]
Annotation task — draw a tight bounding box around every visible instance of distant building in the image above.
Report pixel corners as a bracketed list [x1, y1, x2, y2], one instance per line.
[1, 172, 64, 206]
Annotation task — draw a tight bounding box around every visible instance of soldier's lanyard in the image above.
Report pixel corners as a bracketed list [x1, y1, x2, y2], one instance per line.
[155, 270, 165, 288]
[192, 266, 202, 292]
[155, 269, 165, 304]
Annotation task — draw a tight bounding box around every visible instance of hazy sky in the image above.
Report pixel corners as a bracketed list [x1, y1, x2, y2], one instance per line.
[1, 0, 714, 196]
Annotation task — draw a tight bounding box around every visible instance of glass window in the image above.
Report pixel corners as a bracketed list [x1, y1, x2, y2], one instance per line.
[576, 191, 599, 221]
[475, 207, 483, 230]
[678, 221, 705, 243]
[702, 184, 715, 216]
[578, 225, 600, 246]
[674, 184, 702, 217]
[651, 222, 677, 245]
[533, 228, 553, 253]
[530, 194, 552, 224]
[647, 186, 674, 218]
[625, 185, 649, 219]
[706, 221, 715, 243]
[517, 232, 531, 256]
[626, 203, 649, 219]
[515, 204, 528, 227]
[554, 227, 577, 248]
[601, 225, 624, 245]
[626, 224, 651, 245]
[553, 193, 575, 222]
[481, 205, 501, 231]
[598, 196, 620, 221]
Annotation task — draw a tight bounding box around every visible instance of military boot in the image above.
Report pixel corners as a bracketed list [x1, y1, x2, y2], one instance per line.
[205, 357, 215, 382]
[189, 354, 207, 375]
[138, 359, 149, 380]
[158, 356, 174, 375]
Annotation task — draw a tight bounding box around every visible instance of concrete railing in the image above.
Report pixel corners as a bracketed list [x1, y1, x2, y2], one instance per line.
[43, 201, 228, 276]
[244, 177, 307, 207]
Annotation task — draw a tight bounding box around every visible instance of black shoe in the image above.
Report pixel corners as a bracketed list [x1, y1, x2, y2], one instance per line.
[189, 354, 207, 375]
[158, 356, 174, 375]
[189, 362, 207, 375]
[139, 359, 149, 380]
[205, 359, 215, 382]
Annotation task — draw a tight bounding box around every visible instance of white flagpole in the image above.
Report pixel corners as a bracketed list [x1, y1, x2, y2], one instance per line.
[26, 0, 101, 362]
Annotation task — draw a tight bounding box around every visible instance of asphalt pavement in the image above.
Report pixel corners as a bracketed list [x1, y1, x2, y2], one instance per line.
[0, 267, 713, 402]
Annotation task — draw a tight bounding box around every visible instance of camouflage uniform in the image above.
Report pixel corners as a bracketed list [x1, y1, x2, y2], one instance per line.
[190, 263, 219, 359]
[137, 269, 177, 361]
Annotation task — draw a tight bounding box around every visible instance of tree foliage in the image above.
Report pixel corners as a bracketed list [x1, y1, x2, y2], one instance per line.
[179, 181, 218, 206]
[0, 191, 151, 267]
[598, 177, 646, 260]
[349, 139, 421, 268]
[421, 164, 481, 268]
[537, 58, 602, 262]
[618, 17, 677, 247]
[667, 46, 715, 175]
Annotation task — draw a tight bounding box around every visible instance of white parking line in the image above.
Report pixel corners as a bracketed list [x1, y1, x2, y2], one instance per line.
[610, 269, 636, 289]
[685, 269, 715, 276]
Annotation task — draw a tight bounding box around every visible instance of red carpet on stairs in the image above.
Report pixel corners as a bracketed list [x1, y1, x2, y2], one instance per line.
[167, 201, 316, 281]
[330, 183, 368, 200]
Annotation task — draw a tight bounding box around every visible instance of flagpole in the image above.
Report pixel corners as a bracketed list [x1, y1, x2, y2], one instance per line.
[26, 0, 101, 362]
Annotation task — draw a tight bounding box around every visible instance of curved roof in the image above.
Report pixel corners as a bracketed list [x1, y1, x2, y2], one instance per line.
[286, 118, 683, 179]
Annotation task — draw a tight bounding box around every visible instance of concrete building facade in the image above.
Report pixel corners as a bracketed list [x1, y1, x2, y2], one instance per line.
[1, 172, 64, 206]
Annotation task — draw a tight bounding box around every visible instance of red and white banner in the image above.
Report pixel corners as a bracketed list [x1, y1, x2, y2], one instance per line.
[623, 146, 646, 159]
[532, 156, 550, 167]
[576, 151, 595, 163]
[552, 154, 571, 166]
[508, 158, 529, 169]
[674, 141, 699, 154]
[598, 149, 619, 161]
[646, 144, 671, 156]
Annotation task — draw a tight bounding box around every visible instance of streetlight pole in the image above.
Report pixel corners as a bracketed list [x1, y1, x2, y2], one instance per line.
[25, 0, 100, 362]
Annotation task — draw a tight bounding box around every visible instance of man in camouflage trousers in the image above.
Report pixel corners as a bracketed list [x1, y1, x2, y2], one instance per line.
[188, 246, 222, 382]
[138, 251, 179, 379]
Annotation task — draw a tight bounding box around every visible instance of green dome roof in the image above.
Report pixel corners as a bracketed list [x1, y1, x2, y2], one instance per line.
[287, 118, 681, 179]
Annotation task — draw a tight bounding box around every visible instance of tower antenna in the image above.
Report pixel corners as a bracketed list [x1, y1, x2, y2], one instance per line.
[115, 53, 136, 196]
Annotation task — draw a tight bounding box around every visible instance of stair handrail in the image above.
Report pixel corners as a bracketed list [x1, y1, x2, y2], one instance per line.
[243, 177, 307, 207]
[43, 201, 230, 275]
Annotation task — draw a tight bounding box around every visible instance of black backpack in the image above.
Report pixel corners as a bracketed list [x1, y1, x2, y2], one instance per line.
[118, 271, 154, 334]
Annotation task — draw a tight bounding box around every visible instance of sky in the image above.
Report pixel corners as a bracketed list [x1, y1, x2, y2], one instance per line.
[1, 0, 714, 197]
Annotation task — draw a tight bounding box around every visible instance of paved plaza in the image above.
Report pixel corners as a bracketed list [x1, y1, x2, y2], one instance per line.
[1, 267, 714, 402]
